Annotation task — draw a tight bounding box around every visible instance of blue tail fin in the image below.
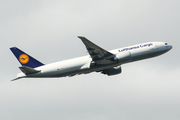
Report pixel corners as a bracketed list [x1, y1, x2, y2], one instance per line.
[10, 47, 44, 68]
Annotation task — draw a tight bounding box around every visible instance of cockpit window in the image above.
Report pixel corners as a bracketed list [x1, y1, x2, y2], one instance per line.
[165, 43, 168, 45]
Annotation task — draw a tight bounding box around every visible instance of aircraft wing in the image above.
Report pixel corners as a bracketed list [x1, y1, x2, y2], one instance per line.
[78, 36, 115, 61]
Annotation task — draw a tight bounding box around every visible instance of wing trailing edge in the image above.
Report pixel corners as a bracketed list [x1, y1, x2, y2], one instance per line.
[78, 36, 115, 61]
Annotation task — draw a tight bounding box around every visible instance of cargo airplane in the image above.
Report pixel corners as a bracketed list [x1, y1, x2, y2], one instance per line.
[10, 36, 172, 81]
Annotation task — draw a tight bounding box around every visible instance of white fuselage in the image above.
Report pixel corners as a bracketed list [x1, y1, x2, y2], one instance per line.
[17, 42, 172, 78]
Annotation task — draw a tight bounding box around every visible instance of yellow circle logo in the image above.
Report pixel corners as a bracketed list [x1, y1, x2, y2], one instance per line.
[19, 54, 29, 64]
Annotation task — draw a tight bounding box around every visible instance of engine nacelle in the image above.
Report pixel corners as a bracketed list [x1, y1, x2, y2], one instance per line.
[102, 66, 122, 76]
[115, 51, 131, 64]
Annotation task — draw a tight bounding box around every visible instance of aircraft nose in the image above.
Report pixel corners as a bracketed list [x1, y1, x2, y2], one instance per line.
[166, 45, 172, 51]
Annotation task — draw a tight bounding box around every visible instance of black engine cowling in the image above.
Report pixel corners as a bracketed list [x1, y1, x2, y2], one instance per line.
[101, 66, 122, 76]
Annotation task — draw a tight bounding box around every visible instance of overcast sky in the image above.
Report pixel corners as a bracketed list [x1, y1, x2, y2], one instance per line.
[1, 0, 180, 120]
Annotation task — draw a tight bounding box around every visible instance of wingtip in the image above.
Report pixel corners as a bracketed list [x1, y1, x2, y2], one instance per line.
[78, 36, 86, 39]
[78, 36, 89, 42]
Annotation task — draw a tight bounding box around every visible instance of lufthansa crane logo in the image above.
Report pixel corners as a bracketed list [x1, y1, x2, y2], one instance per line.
[19, 54, 29, 64]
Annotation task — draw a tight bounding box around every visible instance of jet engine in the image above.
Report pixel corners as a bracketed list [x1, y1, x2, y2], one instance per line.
[101, 65, 122, 76]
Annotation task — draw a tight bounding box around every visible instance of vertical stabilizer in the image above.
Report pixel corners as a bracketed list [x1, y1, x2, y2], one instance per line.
[10, 47, 44, 68]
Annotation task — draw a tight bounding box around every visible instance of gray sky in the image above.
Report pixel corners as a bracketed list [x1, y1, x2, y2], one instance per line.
[1, 0, 180, 120]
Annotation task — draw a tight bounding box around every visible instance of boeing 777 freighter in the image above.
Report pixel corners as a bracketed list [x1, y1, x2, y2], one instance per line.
[10, 36, 172, 81]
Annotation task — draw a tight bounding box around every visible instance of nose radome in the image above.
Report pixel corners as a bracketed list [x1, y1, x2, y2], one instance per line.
[166, 45, 172, 50]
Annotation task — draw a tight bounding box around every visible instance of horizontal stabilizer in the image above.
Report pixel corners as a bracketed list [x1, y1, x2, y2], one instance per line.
[11, 77, 22, 81]
[19, 66, 40, 74]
